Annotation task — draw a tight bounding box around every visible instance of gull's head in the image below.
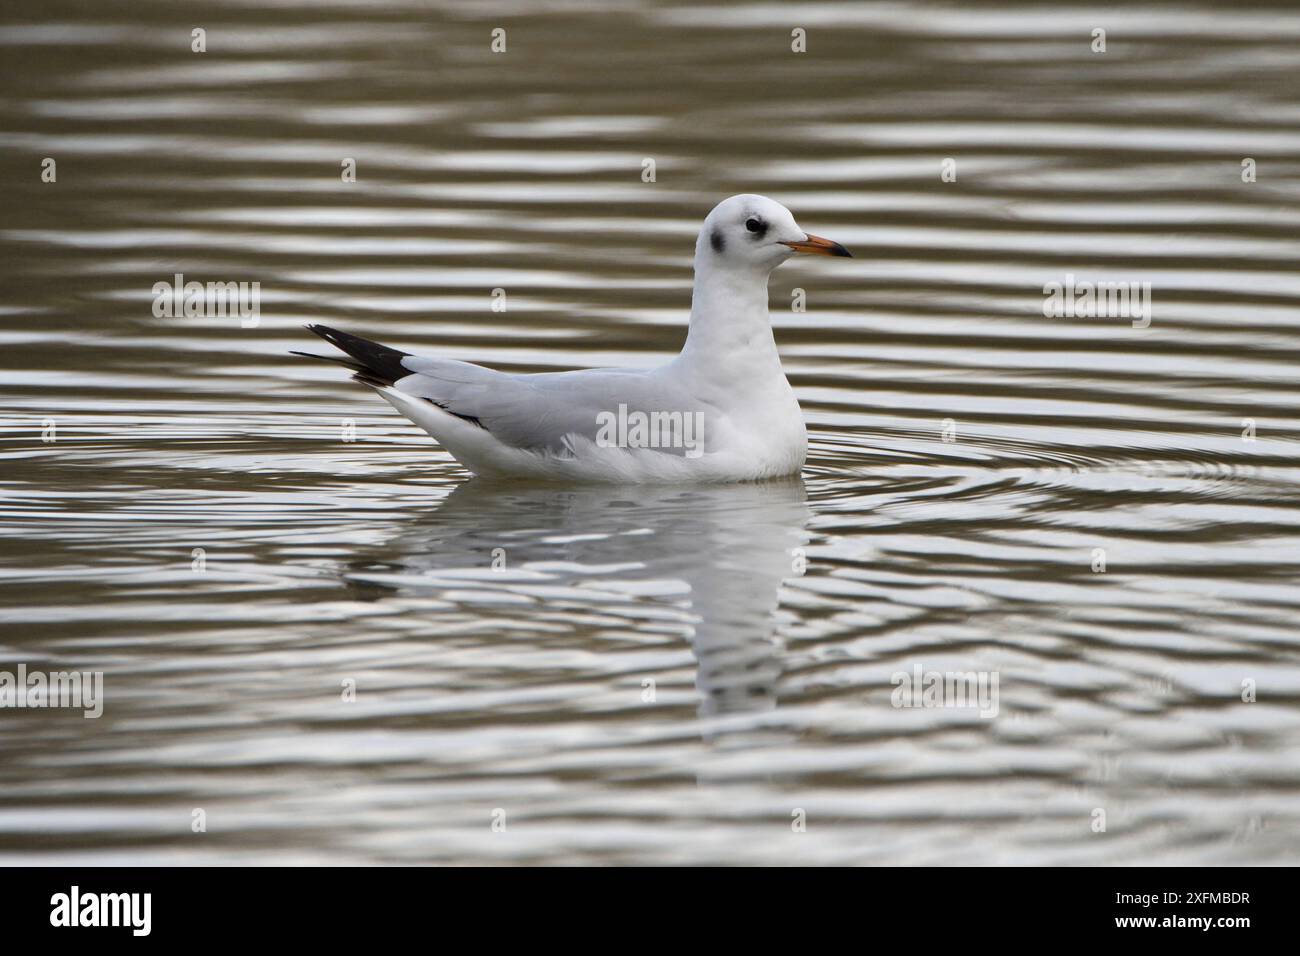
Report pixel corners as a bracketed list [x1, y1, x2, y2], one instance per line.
[696, 194, 851, 274]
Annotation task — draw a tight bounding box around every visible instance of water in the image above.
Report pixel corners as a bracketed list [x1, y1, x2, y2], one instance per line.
[2, 0, 1299, 864]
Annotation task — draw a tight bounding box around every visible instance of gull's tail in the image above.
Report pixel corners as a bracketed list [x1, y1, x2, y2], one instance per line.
[291, 324, 412, 388]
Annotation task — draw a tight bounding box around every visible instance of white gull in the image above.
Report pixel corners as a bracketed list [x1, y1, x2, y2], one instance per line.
[296, 194, 851, 482]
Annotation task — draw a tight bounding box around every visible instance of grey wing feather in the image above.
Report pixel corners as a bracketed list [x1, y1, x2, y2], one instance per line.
[396, 357, 682, 454]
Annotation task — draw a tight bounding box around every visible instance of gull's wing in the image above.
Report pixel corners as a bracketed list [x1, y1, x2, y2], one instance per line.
[396, 355, 686, 455]
[298, 325, 698, 456]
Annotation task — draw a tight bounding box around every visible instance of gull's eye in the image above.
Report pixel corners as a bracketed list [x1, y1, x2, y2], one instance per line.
[745, 217, 764, 234]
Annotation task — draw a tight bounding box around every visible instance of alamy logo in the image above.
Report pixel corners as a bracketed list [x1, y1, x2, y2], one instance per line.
[0, 664, 102, 718]
[50, 886, 151, 936]
[890, 664, 999, 718]
[1042, 274, 1151, 328]
[595, 404, 705, 458]
[152, 272, 260, 327]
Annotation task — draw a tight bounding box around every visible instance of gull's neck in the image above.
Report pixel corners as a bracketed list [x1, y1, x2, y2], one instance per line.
[679, 256, 782, 374]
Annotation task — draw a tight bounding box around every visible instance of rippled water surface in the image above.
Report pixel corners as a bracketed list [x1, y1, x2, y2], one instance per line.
[2, 0, 1300, 864]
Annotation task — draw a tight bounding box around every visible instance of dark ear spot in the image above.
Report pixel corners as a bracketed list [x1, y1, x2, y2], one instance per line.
[710, 228, 725, 253]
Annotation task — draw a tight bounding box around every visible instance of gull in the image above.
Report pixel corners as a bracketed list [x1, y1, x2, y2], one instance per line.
[294, 194, 851, 482]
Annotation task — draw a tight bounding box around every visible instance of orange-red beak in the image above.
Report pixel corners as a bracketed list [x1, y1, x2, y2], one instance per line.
[781, 233, 852, 257]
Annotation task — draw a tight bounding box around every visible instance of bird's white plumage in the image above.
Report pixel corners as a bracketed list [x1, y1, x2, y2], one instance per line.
[329, 195, 847, 482]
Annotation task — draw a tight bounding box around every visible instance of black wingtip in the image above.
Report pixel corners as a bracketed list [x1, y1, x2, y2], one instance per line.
[299, 325, 411, 388]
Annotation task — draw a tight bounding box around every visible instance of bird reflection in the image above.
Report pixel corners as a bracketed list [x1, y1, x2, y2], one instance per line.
[359, 478, 811, 718]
